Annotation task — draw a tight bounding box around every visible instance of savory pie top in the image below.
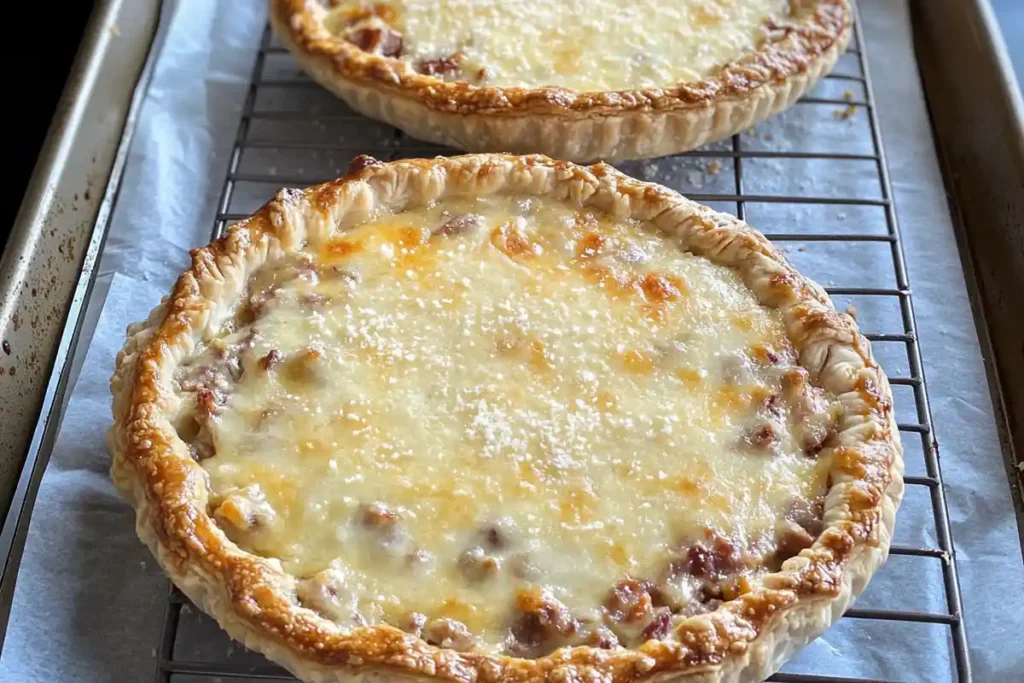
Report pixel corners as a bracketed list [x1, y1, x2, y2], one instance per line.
[323, 0, 790, 91]
[110, 155, 901, 683]
[269, 1, 853, 161]
[184, 194, 835, 655]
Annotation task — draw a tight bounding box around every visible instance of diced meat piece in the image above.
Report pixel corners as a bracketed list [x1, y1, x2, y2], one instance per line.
[195, 388, 221, 418]
[213, 484, 276, 532]
[345, 26, 403, 57]
[357, 501, 410, 554]
[244, 256, 319, 320]
[179, 387, 222, 461]
[602, 579, 673, 646]
[774, 520, 816, 562]
[656, 531, 752, 618]
[359, 501, 404, 540]
[693, 584, 724, 614]
[178, 363, 233, 395]
[416, 52, 465, 77]
[603, 578, 655, 623]
[360, 501, 399, 527]
[771, 497, 824, 564]
[424, 618, 475, 651]
[458, 546, 502, 582]
[482, 522, 510, 549]
[640, 609, 672, 641]
[207, 340, 245, 381]
[178, 355, 236, 460]
[507, 589, 578, 658]
[296, 562, 363, 624]
[177, 329, 257, 405]
[259, 349, 282, 371]
[786, 496, 825, 537]
[376, 30, 404, 58]
[658, 554, 729, 616]
[517, 589, 576, 634]
[742, 422, 778, 452]
[433, 212, 483, 237]
[686, 541, 725, 580]
[683, 534, 741, 580]
[190, 422, 215, 461]
[760, 393, 783, 417]
[244, 286, 275, 322]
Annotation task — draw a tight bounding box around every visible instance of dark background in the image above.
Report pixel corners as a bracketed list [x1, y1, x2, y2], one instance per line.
[1, 1, 97, 251]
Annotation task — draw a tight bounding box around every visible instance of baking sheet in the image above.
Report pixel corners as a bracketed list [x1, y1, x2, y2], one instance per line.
[1, 0, 1022, 681]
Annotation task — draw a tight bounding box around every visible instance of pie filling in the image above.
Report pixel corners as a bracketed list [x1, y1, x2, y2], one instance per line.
[176, 196, 838, 656]
[318, 0, 791, 91]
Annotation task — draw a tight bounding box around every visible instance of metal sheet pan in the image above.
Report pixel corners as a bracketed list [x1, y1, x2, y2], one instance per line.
[913, 0, 1024, 548]
[0, 0, 162, 516]
[0, 0, 164, 644]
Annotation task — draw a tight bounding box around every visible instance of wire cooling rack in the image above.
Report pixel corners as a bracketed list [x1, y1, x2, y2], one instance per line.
[154, 14, 973, 683]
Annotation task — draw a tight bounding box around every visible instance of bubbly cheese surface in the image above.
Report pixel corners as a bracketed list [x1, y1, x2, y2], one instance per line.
[326, 0, 790, 91]
[186, 197, 834, 653]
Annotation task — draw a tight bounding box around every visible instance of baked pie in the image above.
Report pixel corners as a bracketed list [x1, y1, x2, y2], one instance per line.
[269, 0, 853, 162]
[109, 154, 902, 683]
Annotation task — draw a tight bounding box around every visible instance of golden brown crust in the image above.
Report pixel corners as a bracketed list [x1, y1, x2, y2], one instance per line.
[109, 154, 902, 683]
[266, 0, 853, 161]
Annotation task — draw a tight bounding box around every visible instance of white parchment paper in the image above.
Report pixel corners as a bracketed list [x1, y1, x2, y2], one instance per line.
[1, 0, 1021, 681]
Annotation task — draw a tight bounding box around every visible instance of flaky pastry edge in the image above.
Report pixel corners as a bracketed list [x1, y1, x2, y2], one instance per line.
[109, 153, 903, 683]
[267, 0, 853, 162]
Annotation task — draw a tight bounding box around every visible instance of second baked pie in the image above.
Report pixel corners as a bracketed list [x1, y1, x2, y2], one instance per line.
[269, 0, 854, 161]
[110, 154, 902, 682]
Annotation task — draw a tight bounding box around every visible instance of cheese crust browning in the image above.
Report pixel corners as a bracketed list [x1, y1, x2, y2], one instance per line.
[109, 154, 902, 683]
[268, 0, 853, 161]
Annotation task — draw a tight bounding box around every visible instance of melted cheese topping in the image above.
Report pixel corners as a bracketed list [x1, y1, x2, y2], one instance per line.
[326, 0, 790, 91]
[187, 197, 834, 653]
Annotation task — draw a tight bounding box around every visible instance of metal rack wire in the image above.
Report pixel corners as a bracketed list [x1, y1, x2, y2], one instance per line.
[154, 14, 973, 683]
